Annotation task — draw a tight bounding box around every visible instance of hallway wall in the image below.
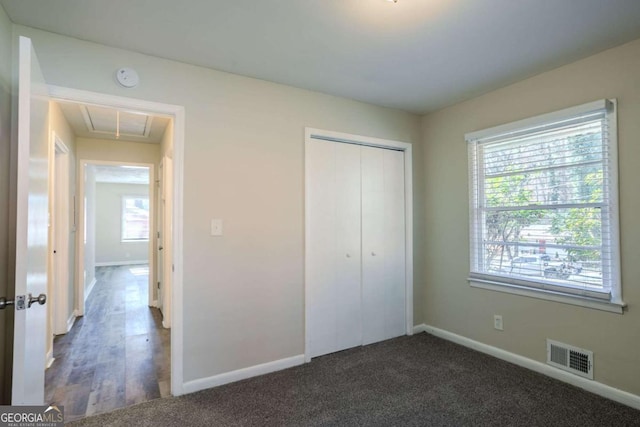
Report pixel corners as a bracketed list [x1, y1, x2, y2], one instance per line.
[47, 101, 77, 365]
[49, 102, 77, 327]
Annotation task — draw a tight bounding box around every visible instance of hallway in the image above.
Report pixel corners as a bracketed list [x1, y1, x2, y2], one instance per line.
[45, 265, 170, 421]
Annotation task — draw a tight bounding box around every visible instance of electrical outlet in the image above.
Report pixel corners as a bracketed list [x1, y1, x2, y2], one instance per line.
[494, 314, 503, 331]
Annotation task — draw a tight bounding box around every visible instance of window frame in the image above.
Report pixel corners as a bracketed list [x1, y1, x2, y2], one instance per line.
[465, 99, 624, 313]
[121, 194, 151, 243]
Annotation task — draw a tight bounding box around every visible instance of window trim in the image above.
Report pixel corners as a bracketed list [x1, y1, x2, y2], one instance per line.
[465, 99, 624, 312]
[121, 194, 150, 242]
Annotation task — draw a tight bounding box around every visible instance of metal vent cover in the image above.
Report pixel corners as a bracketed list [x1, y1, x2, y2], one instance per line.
[547, 339, 593, 380]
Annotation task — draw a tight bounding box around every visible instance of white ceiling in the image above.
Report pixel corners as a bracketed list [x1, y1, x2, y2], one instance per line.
[3, 0, 640, 113]
[92, 165, 150, 185]
[58, 101, 170, 143]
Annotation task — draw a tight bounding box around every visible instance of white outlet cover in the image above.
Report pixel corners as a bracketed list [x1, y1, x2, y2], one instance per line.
[211, 219, 223, 236]
[494, 315, 503, 330]
[116, 67, 139, 88]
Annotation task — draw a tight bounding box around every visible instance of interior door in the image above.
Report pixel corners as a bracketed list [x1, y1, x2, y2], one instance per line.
[12, 36, 50, 404]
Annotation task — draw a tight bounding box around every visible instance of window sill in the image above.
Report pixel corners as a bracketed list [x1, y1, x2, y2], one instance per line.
[468, 278, 626, 314]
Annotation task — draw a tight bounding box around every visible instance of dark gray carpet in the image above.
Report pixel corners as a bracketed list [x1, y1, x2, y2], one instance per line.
[69, 333, 640, 426]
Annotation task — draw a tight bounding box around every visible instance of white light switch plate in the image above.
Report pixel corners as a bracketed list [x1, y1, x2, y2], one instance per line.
[211, 219, 223, 236]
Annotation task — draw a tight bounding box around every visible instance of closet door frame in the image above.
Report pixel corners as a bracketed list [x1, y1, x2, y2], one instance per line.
[304, 127, 414, 363]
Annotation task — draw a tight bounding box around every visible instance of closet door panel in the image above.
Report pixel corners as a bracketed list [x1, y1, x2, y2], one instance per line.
[306, 139, 339, 358]
[361, 146, 406, 345]
[334, 142, 362, 351]
[383, 149, 406, 339]
[361, 146, 387, 345]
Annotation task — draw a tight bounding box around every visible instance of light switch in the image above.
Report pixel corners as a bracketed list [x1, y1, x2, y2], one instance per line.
[211, 219, 223, 236]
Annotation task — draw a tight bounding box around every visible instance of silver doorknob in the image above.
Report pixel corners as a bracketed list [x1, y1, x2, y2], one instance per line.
[371, 252, 376, 256]
[346, 254, 351, 258]
[27, 293, 47, 308]
[0, 297, 14, 310]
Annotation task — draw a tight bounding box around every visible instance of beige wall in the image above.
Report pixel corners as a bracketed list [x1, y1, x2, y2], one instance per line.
[76, 137, 161, 165]
[421, 38, 640, 396]
[47, 101, 77, 357]
[96, 183, 150, 265]
[0, 3, 11, 405]
[13, 25, 424, 383]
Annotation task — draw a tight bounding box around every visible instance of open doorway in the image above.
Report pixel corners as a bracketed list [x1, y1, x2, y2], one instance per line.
[44, 99, 175, 421]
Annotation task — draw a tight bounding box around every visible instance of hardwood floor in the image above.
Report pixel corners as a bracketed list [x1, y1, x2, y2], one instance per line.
[45, 265, 170, 422]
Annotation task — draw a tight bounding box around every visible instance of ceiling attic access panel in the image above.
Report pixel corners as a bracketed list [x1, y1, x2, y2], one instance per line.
[81, 104, 152, 138]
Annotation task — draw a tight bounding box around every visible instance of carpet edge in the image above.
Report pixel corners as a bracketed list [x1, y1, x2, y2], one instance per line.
[415, 323, 640, 411]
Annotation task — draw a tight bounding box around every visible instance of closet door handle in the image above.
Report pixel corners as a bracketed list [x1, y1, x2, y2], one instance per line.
[371, 252, 376, 256]
[346, 254, 351, 258]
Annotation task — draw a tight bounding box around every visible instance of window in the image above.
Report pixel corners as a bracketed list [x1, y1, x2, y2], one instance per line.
[466, 100, 621, 308]
[122, 195, 150, 241]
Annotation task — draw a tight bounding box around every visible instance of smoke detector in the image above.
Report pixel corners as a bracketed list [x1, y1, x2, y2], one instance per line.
[115, 67, 139, 88]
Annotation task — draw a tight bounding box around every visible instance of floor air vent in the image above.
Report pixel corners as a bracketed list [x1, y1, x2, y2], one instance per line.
[546, 339, 593, 379]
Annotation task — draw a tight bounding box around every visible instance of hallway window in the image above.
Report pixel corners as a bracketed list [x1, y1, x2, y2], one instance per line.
[122, 195, 150, 241]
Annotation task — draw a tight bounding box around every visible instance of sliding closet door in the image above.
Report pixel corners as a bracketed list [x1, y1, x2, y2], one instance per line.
[306, 140, 362, 358]
[361, 146, 406, 345]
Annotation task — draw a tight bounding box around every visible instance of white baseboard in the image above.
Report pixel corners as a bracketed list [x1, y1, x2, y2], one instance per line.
[66, 312, 77, 333]
[414, 323, 640, 411]
[95, 260, 148, 267]
[182, 354, 305, 395]
[413, 324, 428, 334]
[45, 349, 55, 369]
[85, 277, 97, 301]
[151, 299, 158, 308]
[162, 318, 171, 329]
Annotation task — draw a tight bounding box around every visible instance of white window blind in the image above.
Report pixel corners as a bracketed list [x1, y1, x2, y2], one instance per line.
[466, 100, 620, 302]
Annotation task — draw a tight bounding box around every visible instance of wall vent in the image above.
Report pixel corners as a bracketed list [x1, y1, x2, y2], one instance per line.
[546, 339, 593, 380]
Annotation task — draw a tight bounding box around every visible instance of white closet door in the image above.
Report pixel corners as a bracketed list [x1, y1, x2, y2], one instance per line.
[334, 143, 363, 352]
[361, 146, 406, 345]
[306, 140, 361, 358]
[382, 149, 406, 339]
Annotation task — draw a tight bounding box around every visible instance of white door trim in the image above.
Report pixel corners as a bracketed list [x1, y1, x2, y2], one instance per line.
[303, 127, 414, 363]
[49, 85, 186, 396]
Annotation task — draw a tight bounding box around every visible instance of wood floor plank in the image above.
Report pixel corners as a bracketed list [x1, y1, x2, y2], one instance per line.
[44, 264, 170, 421]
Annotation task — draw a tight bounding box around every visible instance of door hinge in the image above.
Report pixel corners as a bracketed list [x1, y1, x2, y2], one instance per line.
[157, 282, 161, 289]
[172, 264, 175, 272]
